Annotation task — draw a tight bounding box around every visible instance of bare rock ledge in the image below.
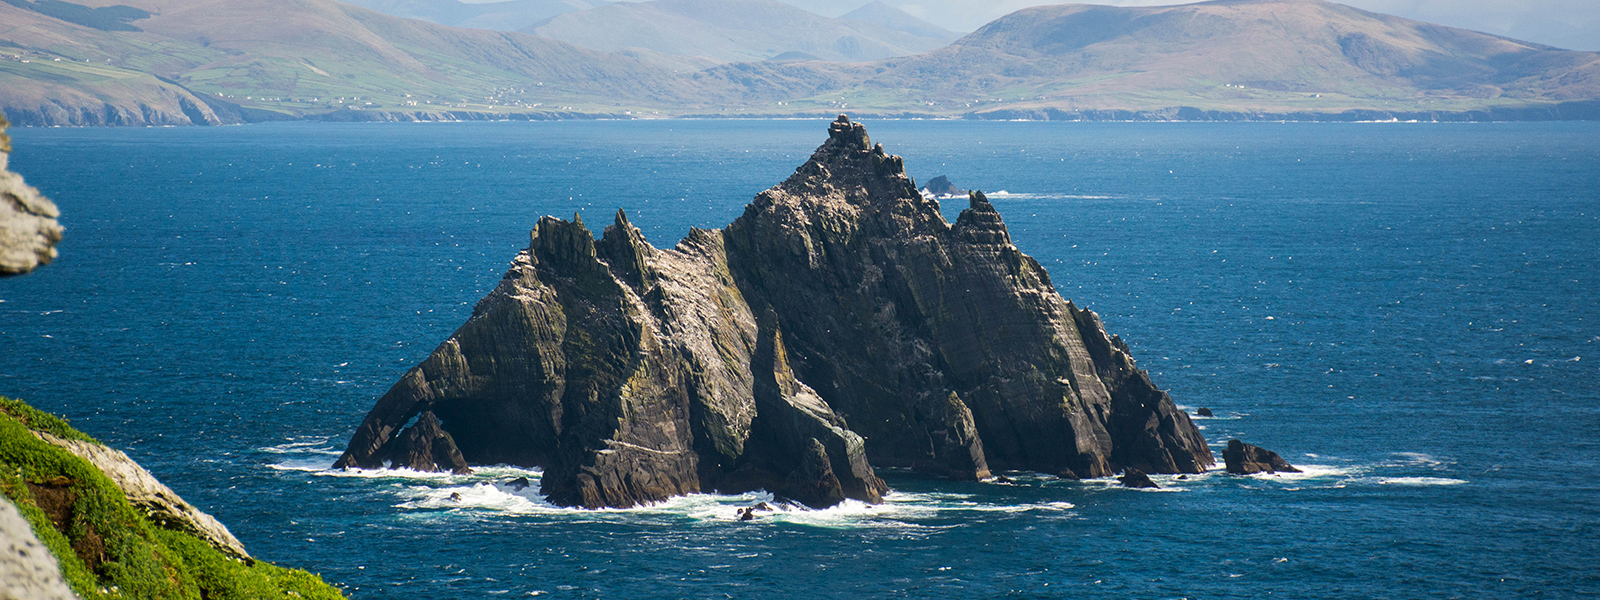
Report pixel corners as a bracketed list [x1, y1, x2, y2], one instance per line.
[335, 115, 1214, 508]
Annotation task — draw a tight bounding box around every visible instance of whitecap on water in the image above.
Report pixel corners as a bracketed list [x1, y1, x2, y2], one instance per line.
[1374, 477, 1467, 486]
[258, 436, 341, 455]
[265, 457, 339, 473]
[1388, 452, 1447, 467]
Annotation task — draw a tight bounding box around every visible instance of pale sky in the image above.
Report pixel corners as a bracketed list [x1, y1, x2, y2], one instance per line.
[782, 0, 1600, 51]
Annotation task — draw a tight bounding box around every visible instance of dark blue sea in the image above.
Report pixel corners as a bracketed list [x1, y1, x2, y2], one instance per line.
[2, 120, 1597, 599]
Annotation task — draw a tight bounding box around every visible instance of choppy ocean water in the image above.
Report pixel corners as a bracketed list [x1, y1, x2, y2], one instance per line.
[1, 120, 1596, 599]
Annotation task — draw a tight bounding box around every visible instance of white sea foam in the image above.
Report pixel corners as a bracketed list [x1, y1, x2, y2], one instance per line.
[265, 457, 339, 472]
[259, 437, 341, 455]
[372, 474, 1083, 529]
[1389, 452, 1445, 467]
[982, 192, 1119, 201]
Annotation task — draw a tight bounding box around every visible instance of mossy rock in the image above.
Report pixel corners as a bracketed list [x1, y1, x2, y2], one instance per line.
[0, 396, 346, 599]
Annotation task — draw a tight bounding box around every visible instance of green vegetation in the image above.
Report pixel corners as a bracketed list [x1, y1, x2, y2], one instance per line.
[0, 396, 346, 600]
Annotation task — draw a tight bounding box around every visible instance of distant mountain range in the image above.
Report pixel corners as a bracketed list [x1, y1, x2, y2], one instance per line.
[337, 0, 608, 32]
[1, 0, 1596, 125]
[704, 0, 1600, 119]
[524, 0, 955, 67]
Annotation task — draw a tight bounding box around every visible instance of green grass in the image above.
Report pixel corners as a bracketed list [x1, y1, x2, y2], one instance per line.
[0, 396, 346, 600]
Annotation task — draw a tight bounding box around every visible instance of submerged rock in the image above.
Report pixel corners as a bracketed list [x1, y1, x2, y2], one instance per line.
[1222, 439, 1302, 475]
[1119, 468, 1159, 489]
[0, 117, 63, 276]
[335, 115, 1213, 509]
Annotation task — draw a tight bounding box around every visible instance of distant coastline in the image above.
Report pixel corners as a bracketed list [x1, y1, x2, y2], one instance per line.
[9, 98, 1600, 127]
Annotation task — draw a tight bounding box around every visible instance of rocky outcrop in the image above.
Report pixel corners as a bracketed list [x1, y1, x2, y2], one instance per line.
[1119, 468, 1159, 489]
[1223, 439, 1301, 475]
[920, 174, 965, 197]
[387, 412, 472, 474]
[335, 115, 1212, 508]
[32, 431, 251, 560]
[0, 116, 63, 276]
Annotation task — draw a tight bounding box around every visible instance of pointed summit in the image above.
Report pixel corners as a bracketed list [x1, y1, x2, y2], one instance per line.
[336, 118, 1213, 511]
[826, 114, 871, 150]
[753, 116, 925, 219]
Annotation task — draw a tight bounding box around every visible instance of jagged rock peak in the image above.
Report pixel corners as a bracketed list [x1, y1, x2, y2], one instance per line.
[827, 114, 870, 150]
[597, 208, 656, 290]
[954, 190, 1011, 245]
[335, 117, 1214, 510]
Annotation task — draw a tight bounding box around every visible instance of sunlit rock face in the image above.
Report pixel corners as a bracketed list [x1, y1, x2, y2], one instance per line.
[336, 116, 1212, 508]
[0, 117, 62, 277]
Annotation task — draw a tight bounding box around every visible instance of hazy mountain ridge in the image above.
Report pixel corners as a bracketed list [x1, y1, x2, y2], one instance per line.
[839, 1, 959, 41]
[0, 0, 704, 125]
[523, 0, 954, 64]
[336, 0, 606, 32]
[1, 0, 1597, 124]
[696, 0, 1600, 119]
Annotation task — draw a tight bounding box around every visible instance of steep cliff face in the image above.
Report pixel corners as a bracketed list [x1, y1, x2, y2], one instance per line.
[335, 211, 885, 509]
[336, 115, 1211, 508]
[722, 116, 1212, 479]
[0, 116, 63, 276]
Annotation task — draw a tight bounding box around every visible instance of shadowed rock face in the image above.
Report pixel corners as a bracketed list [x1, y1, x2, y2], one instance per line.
[1223, 439, 1301, 475]
[0, 117, 63, 276]
[335, 115, 1212, 508]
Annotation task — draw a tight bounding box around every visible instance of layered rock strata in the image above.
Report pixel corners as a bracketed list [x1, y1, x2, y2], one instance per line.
[336, 115, 1213, 508]
[0, 116, 63, 276]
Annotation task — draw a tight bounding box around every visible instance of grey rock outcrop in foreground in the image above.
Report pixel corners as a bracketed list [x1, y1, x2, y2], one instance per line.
[335, 115, 1214, 508]
[1, 495, 80, 600]
[0, 117, 63, 276]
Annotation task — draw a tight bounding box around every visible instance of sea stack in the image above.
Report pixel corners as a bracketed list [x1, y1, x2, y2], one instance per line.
[335, 115, 1214, 508]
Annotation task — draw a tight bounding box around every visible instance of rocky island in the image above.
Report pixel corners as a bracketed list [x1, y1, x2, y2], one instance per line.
[335, 116, 1214, 508]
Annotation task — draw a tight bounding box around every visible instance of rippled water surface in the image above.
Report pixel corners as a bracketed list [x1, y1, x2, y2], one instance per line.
[2, 120, 1597, 598]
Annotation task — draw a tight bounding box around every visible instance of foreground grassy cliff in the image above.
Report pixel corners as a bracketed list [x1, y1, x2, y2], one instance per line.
[0, 396, 344, 599]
